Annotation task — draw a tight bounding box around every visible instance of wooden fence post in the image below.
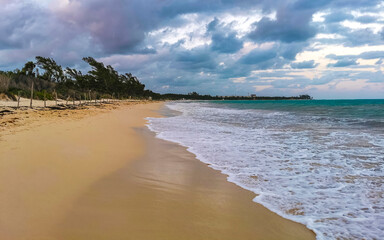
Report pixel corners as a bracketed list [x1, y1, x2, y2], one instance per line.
[17, 91, 21, 109]
[30, 80, 34, 108]
[43, 90, 46, 108]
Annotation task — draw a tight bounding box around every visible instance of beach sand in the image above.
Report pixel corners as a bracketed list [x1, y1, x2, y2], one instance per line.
[0, 102, 315, 240]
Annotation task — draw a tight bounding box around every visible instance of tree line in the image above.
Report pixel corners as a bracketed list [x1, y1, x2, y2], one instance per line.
[0, 56, 160, 101]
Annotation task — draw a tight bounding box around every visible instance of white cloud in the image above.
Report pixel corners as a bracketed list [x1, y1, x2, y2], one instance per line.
[231, 77, 246, 83]
[253, 85, 273, 91]
[314, 33, 344, 39]
[341, 20, 384, 34]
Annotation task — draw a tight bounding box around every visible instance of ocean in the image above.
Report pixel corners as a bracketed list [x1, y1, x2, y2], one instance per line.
[147, 99, 384, 240]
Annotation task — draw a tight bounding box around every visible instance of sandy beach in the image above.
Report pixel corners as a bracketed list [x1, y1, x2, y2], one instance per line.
[0, 101, 315, 240]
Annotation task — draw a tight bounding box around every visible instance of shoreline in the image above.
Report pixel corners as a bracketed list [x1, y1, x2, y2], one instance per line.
[0, 101, 315, 239]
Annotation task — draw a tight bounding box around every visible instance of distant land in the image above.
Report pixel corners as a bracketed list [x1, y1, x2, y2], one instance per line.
[0, 56, 312, 102]
[162, 92, 312, 100]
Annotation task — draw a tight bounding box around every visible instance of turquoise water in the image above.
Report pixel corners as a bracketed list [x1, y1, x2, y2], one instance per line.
[212, 99, 384, 120]
[148, 99, 384, 240]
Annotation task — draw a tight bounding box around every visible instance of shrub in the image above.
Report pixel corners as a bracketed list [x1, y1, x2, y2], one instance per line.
[35, 91, 54, 100]
[0, 74, 10, 93]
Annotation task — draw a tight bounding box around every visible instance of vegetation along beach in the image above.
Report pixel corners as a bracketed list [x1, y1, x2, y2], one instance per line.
[1, 0, 384, 240]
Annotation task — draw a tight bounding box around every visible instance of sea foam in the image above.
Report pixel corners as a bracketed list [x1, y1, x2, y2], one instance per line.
[147, 101, 384, 240]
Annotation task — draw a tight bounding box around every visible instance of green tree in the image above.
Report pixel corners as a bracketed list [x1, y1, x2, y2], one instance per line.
[66, 67, 89, 91]
[21, 61, 36, 77]
[83, 57, 121, 95]
[35, 56, 65, 82]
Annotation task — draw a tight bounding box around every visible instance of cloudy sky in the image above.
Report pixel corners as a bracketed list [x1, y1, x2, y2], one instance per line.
[1, 0, 384, 99]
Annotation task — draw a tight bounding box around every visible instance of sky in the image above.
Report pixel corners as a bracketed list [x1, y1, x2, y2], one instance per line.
[1, 0, 384, 99]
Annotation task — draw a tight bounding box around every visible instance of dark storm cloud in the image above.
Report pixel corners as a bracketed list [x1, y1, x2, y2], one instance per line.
[209, 41, 309, 80]
[248, 4, 317, 43]
[291, 60, 318, 69]
[207, 18, 244, 54]
[55, 0, 269, 54]
[381, 27, 384, 39]
[207, 18, 220, 32]
[0, 1, 48, 50]
[218, 63, 254, 78]
[355, 15, 378, 24]
[323, 12, 354, 23]
[326, 54, 353, 60]
[327, 59, 358, 67]
[175, 47, 218, 71]
[330, 0, 383, 8]
[246, 0, 381, 44]
[237, 42, 308, 71]
[292, 0, 331, 9]
[56, 0, 160, 54]
[292, 0, 383, 12]
[309, 71, 351, 85]
[280, 42, 309, 60]
[326, 51, 384, 62]
[1, 0, 260, 67]
[321, 22, 384, 47]
[0, 0, 102, 68]
[345, 28, 384, 47]
[239, 40, 307, 67]
[365, 71, 384, 83]
[359, 51, 384, 59]
[240, 47, 277, 65]
[211, 33, 244, 53]
[158, 0, 281, 17]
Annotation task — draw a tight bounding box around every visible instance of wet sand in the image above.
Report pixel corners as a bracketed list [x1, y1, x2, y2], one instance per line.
[0, 102, 315, 240]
